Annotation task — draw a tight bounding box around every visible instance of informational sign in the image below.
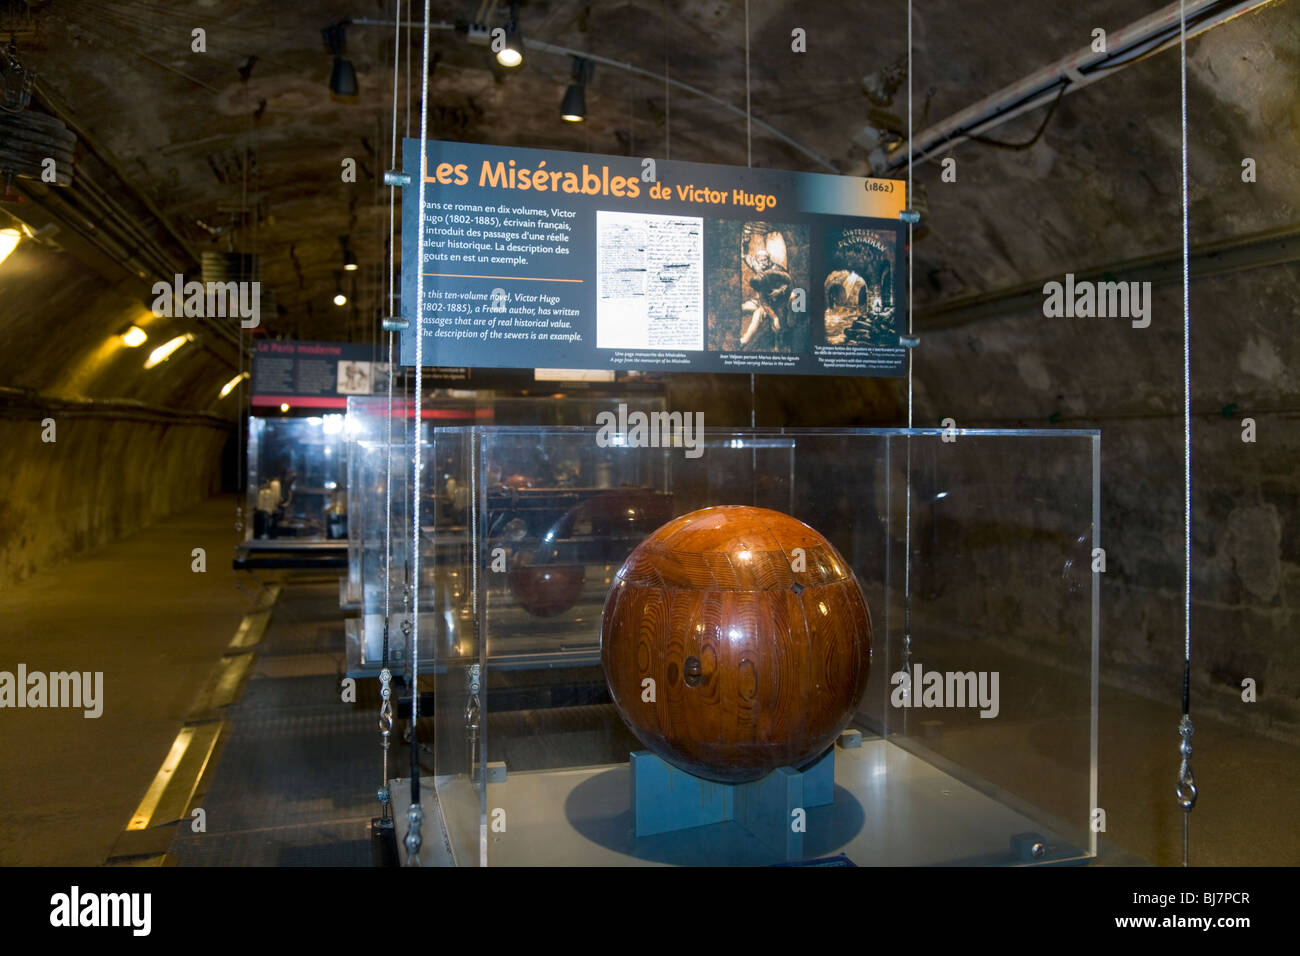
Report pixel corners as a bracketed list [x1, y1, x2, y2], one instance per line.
[400, 140, 907, 377]
[251, 340, 403, 408]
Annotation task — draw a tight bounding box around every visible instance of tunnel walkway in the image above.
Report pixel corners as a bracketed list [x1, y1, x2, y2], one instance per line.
[0, 494, 250, 865]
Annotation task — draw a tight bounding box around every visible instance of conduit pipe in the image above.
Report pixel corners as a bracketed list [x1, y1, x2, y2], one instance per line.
[867, 0, 1278, 175]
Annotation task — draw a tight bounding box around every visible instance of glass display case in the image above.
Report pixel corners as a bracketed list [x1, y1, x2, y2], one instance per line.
[381, 425, 1100, 866]
[344, 394, 668, 676]
[243, 414, 349, 548]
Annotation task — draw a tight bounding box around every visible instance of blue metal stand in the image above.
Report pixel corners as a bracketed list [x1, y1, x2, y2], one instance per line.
[630, 748, 835, 861]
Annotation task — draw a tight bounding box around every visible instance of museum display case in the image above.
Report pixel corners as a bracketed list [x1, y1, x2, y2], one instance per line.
[382, 425, 1101, 866]
[344, 394, 668, 675]
[244, 414, 350, 547]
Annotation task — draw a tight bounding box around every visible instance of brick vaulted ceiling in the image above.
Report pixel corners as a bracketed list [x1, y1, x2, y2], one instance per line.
[8, 0, 1298, 355]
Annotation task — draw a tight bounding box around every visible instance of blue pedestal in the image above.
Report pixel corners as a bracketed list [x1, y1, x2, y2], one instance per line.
[630, 749, 835, 861]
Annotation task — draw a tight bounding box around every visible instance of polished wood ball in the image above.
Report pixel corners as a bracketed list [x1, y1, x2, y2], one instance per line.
[507, 561, 585, 618]
[601, 505, 872, 784]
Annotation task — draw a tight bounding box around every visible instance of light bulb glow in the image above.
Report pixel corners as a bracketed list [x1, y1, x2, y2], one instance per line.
[0, 228, 20, 266]
[279, 403, 290, 413]
[219, 371, 249, 399]
[144, 333, 194, 369]
[333, 293, 347, 306]
[121, 326, 147, 347]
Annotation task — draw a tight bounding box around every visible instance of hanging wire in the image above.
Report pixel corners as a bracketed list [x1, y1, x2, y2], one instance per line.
[403, 0, 434, 866]
[384, 0, 402, 666]
[1175, 0, 1198, 867]
[663, 0, 670, 161]
[745, 0, 755, 435]
[744, 0, 751, 169]
[902, 0, 914, 699]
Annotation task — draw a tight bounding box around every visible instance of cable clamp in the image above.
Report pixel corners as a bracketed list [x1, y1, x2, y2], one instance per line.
[383, 170, 411, 187]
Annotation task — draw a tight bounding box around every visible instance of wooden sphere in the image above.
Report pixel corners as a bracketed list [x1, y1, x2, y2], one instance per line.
[507, 561, 585, 617]
[601, 505, 872, 784]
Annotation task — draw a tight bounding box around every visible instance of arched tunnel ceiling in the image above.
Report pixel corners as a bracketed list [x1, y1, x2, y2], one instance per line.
[4, 0, 1297, 410]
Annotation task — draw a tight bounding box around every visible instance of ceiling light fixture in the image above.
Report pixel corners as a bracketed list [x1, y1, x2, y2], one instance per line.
[322, 22, 358, 101]
[341, 236, 358, 271]
[561, 57, 592, 122]
[120, 325, 147, 347]
[144, 333, 194, 370]
[496, 2, 524, 68]
[219, 371, 249, 399]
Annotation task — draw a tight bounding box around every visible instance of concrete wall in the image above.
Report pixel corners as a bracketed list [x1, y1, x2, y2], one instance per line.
[0, 417, 228, 585]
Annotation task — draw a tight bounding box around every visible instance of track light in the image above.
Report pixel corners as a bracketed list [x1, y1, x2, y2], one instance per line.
[496, 3, 523, 68]
[561, 57, 592, 122]
[323, 22, 358, 100]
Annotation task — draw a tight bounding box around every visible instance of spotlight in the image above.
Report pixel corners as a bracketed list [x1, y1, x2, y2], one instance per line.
[561, 57, 592, 122]
[496, 3, 523, 68]
[323, 22, 358, 101]
[334, 292, 347, 307]
[0, 227, 19, 265]
[341, 236, 358, 271]
[120, 325, 147, 347]
[279, 403, 291, 413]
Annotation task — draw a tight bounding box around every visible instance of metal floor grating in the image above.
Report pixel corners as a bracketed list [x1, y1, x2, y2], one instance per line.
[170, 580, 383, 866]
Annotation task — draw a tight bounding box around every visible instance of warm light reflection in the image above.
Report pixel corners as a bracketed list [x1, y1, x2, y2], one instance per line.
[219, 371, 249, 399]
[0, 228, 20, 266]
[143, 333, 194, 369]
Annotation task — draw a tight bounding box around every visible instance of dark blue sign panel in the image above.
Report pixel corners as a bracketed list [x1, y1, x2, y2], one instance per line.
[401, 139, 907, 377]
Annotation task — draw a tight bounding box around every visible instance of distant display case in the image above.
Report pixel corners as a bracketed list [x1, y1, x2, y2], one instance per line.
[344, 394, 668, 675]
[243, 414, 349, 549]
[380, 426, 1101, 867]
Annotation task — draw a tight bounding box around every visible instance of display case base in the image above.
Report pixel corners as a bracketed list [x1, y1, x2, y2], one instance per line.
[631, 749, 833, 860]
[402, 737, 1093, 866]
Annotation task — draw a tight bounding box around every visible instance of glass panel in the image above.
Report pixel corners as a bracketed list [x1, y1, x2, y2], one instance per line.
[244, 415, 349, 544]
[407, 426, 1096, 866]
